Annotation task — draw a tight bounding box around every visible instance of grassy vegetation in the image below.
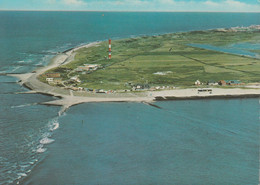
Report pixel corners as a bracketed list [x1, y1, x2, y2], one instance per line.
[46, 29, 260, 90]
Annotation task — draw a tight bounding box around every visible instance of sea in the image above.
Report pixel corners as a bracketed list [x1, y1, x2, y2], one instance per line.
[0, 12, 259, 185]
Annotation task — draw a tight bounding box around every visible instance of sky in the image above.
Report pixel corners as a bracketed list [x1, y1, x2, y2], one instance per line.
[0, 0, 260, 12]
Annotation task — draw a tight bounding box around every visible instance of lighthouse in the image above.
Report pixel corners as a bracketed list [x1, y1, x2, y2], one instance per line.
[108, 39, 111, 59]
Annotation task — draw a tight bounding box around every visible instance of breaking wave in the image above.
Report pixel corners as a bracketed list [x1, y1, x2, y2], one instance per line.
[11, 103, 37, 108]
[40, 137, 55, 145]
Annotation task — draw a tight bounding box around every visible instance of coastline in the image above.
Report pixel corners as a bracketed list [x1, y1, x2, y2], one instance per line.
[9, 40, 260, 113]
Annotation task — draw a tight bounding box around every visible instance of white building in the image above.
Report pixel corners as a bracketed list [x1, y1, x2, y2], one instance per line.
[46, 78, 54, 82]
[195, 80, 201, 86]
[70, 76, 81, 83]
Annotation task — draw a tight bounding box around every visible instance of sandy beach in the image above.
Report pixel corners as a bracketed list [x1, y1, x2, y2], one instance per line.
[9, 42, 260, 113]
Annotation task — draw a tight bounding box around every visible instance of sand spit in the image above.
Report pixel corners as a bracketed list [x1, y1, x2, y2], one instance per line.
[8, 42, 260, 114]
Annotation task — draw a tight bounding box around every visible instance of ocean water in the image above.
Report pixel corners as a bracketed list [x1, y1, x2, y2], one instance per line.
[22, 100, 259, 185]
[0, 11, 259, 185]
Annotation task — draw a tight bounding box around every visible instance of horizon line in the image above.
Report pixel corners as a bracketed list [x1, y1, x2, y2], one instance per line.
[0, 9, 260, 13]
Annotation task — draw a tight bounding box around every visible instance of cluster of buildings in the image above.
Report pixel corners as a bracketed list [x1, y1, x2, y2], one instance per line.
[195, 80, 243, 86]
[125, 82, 172, 91]
[215, 25, 260, 33]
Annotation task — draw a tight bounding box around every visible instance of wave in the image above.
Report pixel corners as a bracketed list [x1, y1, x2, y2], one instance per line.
[11, 103, 37, 109]
[17, 173, 27, 177]
[17, 59, 32, 64]
[4, 117, 62, 184]
[36, 146, 47, 153]
[20, 164, 30, 168]
[10, 66, 22, 73]
[40, 137, 55, 145]
[50, 122, 59, 131]
[29, 159, 38, 165]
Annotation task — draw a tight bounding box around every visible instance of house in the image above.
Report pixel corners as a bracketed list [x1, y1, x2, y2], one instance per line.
[78, 87, 84, 91]
[195, 80, 201, 86]
[219, 80, 242, 86]
[132, 84, 150, 91]
[96, 89, 106, 93]
[70, 76, 81, 83]
[219, 80, 227, 86]
[226, 80, 242, 85]
[46, 78, 53, 82]
[207, 80, 218, 86]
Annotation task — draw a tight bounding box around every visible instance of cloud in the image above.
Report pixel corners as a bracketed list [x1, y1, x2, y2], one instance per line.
[203, 0, 254, 8]
[62, 0, 86, 6]
[203, 1, 219, 6]
[224, 0, 245, 7]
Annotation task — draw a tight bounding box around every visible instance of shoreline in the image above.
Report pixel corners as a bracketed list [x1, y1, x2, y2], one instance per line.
[9, 38, 260, 112]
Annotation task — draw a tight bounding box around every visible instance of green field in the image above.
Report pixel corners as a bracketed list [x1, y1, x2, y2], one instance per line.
[45, 29, 260, 90]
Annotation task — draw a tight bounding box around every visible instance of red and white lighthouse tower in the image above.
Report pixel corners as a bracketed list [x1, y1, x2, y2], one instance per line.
[108, 39, 111, 59]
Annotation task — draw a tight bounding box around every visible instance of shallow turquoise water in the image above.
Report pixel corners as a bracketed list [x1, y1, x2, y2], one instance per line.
[0, 12, 259, 185]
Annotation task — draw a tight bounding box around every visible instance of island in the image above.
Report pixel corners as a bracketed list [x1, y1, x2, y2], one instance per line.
[11, 25, 260, 114]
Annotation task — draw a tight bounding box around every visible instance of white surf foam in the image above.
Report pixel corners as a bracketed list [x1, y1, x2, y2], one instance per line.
[10, 66, 22, 73]
[48, 117, 60, 131]
[50, 122, 59, 131]
[11, 103, 37, 109]
[17, 59, 32, 64]
[20, 164, 30, 168]
[36, 147, 47, 153]
[17, 173, 27, 177]
[40, 137, 54, 145]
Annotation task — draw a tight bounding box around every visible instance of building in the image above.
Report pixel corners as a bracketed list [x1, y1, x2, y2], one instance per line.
[219, 80, 242, 86]
[132, 84, 150, 91]
[46, 78, 54, 82]
[46, 77, 62, 84]
[78, 87, 84, 91]
[226, 80, 242, 85]
[70, 76, 81, 83]
[195, 80, 201, 86]
[218, 80, 226, 86]
[207, 80, 218, 86]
